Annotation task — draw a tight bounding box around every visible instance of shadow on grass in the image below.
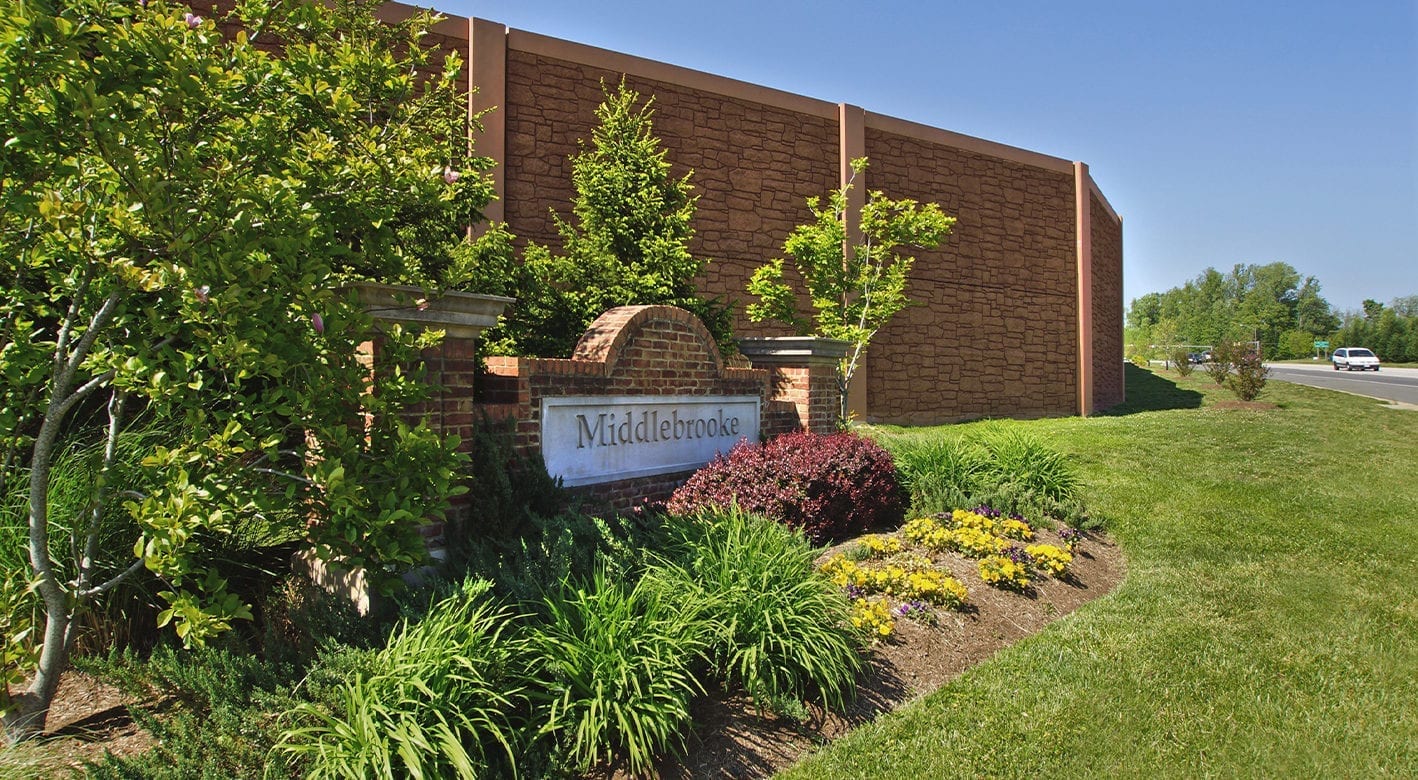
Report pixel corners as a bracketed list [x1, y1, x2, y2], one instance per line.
[1100, 363, 1204, 415]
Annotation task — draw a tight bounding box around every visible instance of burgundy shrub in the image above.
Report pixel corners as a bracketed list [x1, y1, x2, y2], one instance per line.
[667, 431, 907, 542]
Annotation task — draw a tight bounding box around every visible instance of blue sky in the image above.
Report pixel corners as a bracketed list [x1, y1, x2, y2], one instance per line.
[443, 0, 1417, 315]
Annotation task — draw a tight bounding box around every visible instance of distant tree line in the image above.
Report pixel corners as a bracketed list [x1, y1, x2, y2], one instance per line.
[1126, 262, 1338, 360]
[1334, 297, 1418, 363]
[1127, 262, 1417, 362]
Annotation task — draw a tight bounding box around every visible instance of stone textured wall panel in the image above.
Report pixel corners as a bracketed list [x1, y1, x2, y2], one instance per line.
[861, 128, 1080, 423]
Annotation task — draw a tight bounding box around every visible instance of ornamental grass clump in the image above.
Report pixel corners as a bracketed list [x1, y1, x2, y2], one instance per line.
[667, 431, 906, 542]
[975, 428, 1080, 505]
[274, 579, 528, 779]
[527, 567, 707, 776]
[891, 437, 990, 510]
[886, 427, 1088, 526]
[655, 507, 862, 714]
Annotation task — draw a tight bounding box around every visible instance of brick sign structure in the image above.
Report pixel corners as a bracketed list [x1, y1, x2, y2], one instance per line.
[478, 305, 841, 506]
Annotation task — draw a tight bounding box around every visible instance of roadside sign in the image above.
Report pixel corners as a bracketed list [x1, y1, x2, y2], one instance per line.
[1314, 340, 1329, 349]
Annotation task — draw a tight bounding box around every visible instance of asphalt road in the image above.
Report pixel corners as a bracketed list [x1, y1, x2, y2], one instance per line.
[1265, 362, 1418, 407]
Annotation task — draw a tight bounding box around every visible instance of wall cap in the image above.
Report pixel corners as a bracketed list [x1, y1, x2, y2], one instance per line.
[738, 336, 851, 366]
[346, 281, 513, 340]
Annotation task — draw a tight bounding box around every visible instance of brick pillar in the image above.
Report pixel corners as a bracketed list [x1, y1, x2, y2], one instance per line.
[739, 336, 851, 434]
[350, 282, 512, 557]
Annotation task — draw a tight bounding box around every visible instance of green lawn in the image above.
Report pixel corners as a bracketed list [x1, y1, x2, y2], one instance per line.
[782, 365, 1418, 778]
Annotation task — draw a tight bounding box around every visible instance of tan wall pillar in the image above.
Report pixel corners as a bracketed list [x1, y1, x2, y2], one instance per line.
[470, 18, 507, 226]
[1074, 161, 1094, 417]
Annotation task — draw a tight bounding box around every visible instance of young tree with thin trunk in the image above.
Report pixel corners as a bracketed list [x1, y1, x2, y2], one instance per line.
[746, 158, 955, 423]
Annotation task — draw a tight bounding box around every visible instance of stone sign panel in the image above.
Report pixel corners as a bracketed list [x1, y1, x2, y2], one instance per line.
[541, 395, 759, 486]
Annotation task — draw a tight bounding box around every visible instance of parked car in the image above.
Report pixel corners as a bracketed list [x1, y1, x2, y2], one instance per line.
[1332, 347, 1381, 371]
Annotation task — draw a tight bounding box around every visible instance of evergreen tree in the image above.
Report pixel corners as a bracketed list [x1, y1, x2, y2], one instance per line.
[485, 81, 731, 357]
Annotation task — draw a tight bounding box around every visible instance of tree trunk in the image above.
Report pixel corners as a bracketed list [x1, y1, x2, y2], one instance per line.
[2, 604, 70, 744]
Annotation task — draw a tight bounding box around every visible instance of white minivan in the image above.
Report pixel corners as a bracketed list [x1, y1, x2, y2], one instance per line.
[1332, 347, 1381, 371]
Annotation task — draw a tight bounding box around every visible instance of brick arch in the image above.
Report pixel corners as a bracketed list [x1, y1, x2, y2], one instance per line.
[572, 305, 724, 375]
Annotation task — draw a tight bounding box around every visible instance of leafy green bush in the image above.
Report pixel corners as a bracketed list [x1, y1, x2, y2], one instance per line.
[457, 509, 661, 606]
[1169, 346, 1196, 376]
[1206, 340, 1237, 385]
[3, 0, 488, 734]
[450, 416, 567, 544]
[80, 639, 308, 779]
[1, 570, 38, 720]
[259, 576, 390, 670]
[745, 157, 954, 421]
[275, 578, 529, 779]
[527, 567, 707, 775]
[0, 418, 177, 655]
[657, 507, 862, 714]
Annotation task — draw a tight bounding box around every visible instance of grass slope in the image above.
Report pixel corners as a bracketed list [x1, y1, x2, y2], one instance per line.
[783, 365, 1418, 778]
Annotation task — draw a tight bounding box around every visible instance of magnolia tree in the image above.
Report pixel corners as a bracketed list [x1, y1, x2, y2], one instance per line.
[0, 0, 497, 740]
[747, 158, 955, 422]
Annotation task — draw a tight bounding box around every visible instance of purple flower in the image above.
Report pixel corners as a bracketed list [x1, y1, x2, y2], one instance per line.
[972, 505, 1002, 519]
[894, 600, 929, 618]
[1004, 545, 1033, 565]
[194, 285, 210, 304]
[845, 584, 864, 600]
[184, 12, 202, 28]
[443, 167, 460, 184]
[311, 312, 324, 334]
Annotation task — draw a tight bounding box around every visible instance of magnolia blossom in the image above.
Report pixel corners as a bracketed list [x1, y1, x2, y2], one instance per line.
[194, 285, 210, 304]
[443, 167, 460, 184]
[311, 312, 324, 334]
[184, 12, 202, 28]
